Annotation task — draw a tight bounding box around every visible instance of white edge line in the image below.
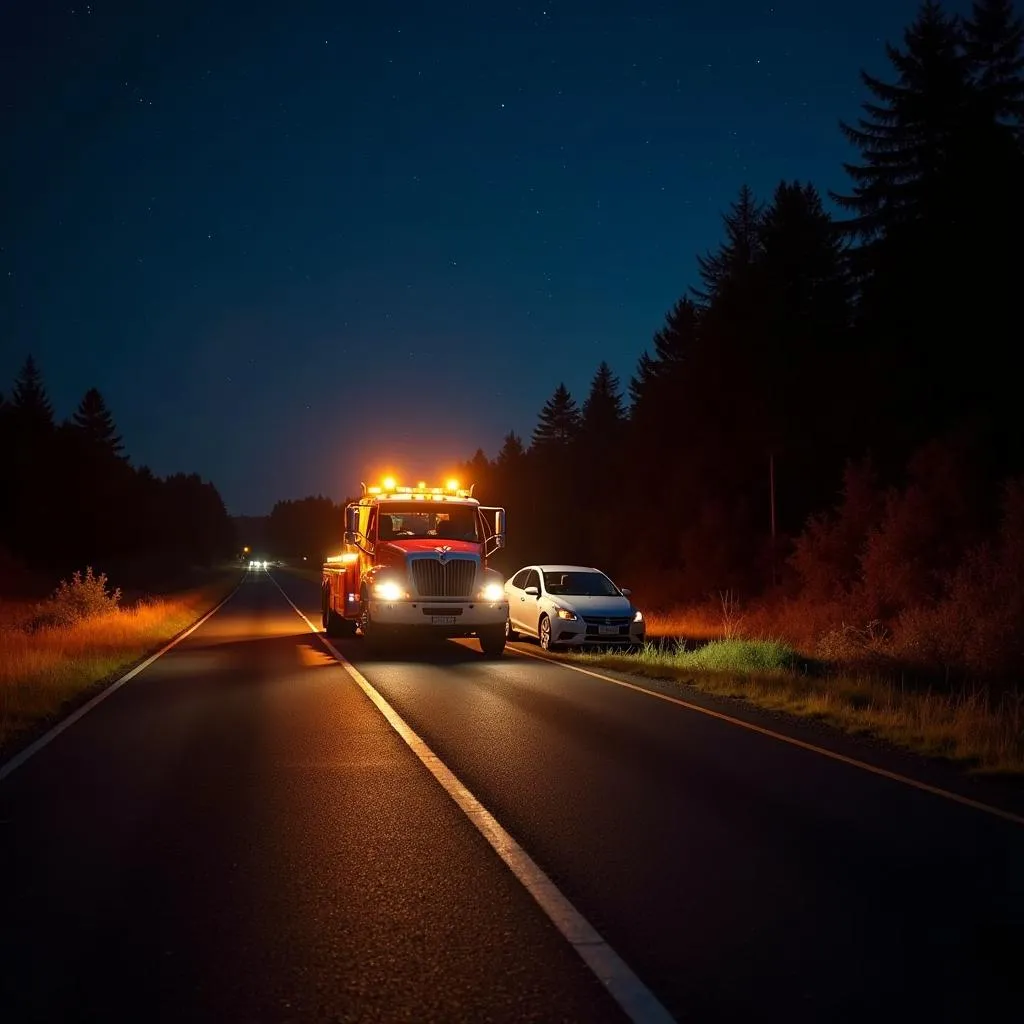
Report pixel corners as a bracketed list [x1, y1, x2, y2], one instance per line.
[0, 575, 244, 785]
[507, 645, 1024, 829]
[269, 573, 677, 1024]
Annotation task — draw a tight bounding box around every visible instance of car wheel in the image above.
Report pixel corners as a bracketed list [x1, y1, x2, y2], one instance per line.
[539, 614, 555, 651]
[505, 617, 519, 642]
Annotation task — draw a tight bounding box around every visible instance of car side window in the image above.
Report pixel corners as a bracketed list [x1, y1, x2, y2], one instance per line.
[524, 569, 540, 591]
[511, 569, 530, 589]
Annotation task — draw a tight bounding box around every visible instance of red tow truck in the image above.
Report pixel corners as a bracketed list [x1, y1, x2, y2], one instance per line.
[321, 478, 508, 656]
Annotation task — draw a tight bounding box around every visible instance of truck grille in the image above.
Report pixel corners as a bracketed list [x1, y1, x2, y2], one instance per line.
[410, 557, 476, 598]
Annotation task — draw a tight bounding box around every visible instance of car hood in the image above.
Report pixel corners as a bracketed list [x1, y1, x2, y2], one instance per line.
[554, 594, 633, 617]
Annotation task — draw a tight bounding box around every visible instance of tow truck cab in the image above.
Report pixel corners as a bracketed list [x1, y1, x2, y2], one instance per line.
[321, 479, 508, 657]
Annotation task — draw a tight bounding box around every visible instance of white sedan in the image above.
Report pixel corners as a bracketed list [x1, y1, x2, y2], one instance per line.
[504, 564, 645, 651]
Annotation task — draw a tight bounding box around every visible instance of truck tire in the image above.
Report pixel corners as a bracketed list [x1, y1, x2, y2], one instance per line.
[325, 604, 349, 638]
[479, 625, 506, 658]
[358, 594, 383, 651]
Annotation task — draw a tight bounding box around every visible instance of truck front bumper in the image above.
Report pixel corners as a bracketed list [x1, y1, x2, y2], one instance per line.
[368, 599, 508, 636]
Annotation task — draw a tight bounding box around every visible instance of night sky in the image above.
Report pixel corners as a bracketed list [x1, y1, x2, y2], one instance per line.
[1, 1, 972, 515]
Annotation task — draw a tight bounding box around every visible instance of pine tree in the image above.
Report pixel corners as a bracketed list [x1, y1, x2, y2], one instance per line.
[628, 351, 656, 410]
[10, 355, 54, 431]
[628, 299, 699, 413]
[495, 430, 525, 467]
[72, 387, 125, 457]
[692, 185, 764, 303]
[463, 448, 491, 495]
[830, 2, 971, 238]
[964, 0, 1024, 136]
[580, 362, 625, 439]
[531, 383, 581, 449]
[756, 181, 853, 528]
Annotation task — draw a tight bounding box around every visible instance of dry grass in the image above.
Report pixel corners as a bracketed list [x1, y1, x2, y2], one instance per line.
[0, 573, 239, 753]
[566, 640, 1024, 774]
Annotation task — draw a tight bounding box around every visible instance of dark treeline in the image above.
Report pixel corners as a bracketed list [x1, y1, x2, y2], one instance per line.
[266, 496, 346, 562]
[455, 1, 1024, 673]
[0, 357, 235, 583]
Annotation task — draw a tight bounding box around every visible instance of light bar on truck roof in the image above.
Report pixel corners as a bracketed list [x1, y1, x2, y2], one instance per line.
[360, 479, 475, 498]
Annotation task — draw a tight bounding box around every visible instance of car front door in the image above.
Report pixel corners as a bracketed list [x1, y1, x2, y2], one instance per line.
[507, 569, 529, 631]
[520, 568, 542, 636]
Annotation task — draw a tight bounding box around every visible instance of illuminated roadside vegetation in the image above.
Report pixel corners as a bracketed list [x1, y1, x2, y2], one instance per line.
[0, 568, 238, 753]
[561, 637, 1024, 775]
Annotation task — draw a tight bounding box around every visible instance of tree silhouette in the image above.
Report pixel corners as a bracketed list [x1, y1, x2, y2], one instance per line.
[964, 0, 1024, 136]
[495, 430, 525, 467]
[580, 362, 625, 440]
[531, 383, 581, 450]
[72, 388, 125, 458]
[10, 355, 54, 433]
[1, 359, 235, 576]
[831, 2, 970, 239]
[693, 184, 764, 303]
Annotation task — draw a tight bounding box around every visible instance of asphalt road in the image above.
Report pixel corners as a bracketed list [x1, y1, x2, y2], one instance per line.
[2, 570, 1023, 1023]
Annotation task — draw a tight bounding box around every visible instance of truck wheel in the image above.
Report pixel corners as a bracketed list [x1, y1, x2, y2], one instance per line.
[321, 584, 331, 629]
[325, 604, 350, 638]
[479, 625, 506, 658]
[358, 597, 382, 651]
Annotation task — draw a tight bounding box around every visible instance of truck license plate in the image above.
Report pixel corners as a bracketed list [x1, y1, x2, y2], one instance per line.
[598, 625, 619, 635]
[431, 616, 457, 625]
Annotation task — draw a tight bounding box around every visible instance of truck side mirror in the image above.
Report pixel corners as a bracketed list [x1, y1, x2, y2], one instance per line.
[344, 530, 355, 545]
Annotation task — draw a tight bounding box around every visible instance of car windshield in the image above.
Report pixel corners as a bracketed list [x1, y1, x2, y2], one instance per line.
[378, 503, 479, 543]
[542, 570, 620, 597]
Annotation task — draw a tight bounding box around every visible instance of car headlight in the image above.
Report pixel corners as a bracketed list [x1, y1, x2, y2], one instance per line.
[555, 607, 577, 620]
[479, 582, 504, 603]
[374, 580, 405, 601]
[633, 609, 643, 623]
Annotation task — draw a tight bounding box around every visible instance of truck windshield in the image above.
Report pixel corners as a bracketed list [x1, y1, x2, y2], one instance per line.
[378, 503, 479, 543]
[542, 570, 621, 597]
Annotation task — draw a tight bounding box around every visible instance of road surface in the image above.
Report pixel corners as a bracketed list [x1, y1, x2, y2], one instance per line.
[1, 569, 1022, 1023]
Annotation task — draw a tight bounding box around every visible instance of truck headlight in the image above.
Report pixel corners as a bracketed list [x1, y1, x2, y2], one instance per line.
[555, 607, 577, 620]
[374, 581, 405, 601]
[633, 609, 643, 623]
[479, 582, 504, 603]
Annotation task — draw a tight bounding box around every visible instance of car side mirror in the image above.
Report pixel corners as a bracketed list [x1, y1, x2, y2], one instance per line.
[620, 588, 631, 597]
[524, 586, 539, 597]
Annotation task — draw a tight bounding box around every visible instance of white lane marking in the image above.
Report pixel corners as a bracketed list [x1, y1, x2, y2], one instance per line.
[269, 574, 677, 1024]
[0, 578, 243, 785]
[507, 645, 1024, 829]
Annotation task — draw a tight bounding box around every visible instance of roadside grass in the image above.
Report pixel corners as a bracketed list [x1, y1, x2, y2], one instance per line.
[0, 571, 240, 755]
[564, 638, 1024, 775]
